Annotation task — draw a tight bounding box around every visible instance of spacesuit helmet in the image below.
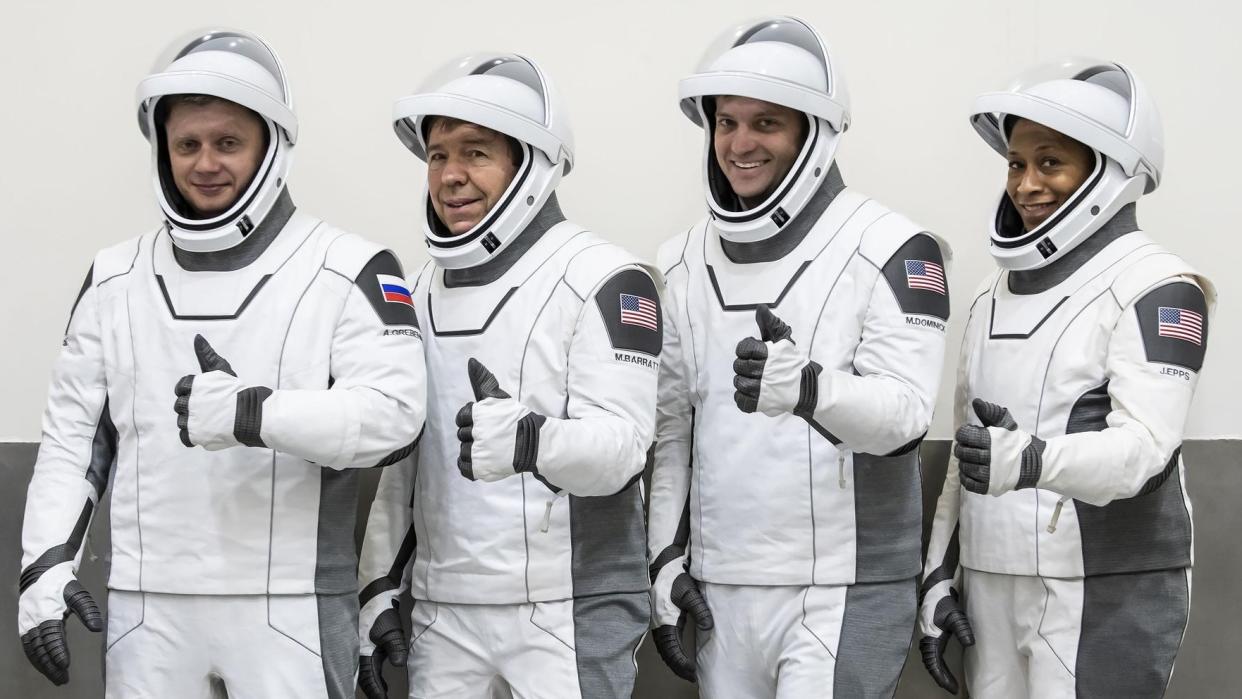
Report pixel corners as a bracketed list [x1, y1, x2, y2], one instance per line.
[679, 16, 850, 244]
[136, 28, 297, 253]
[970, 58, 1163, 270]
[393, 53, 573, 270]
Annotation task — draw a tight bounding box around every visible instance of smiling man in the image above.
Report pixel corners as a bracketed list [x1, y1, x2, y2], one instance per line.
[17, 29, 426, 698]
[711, 95, 807, 207]
[424, 117, 523, 234]
[356, 54, 659, 698]
[648, 16, 952, 697]
[163, 95, 270, 217]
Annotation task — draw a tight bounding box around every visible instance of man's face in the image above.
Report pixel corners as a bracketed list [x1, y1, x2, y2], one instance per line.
[426, 121, 519, 235]
[1005, 118, 1096, 231]
[164, 100, 267, 218]
[712, 95, 806, 206]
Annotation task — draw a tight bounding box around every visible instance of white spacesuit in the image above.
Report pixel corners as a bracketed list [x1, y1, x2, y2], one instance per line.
[356, 53, 658, 698]
[17, 29, 427, 698]
[919, 60, 1214, 698]
[647, 17, 951, 697]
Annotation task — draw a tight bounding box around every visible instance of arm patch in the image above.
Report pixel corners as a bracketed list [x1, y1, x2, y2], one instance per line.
[1134, 281, 1208, 371]
[355, 251, 418, 328]
[593, 269, 662, 356]
[880, 234, 950, 321]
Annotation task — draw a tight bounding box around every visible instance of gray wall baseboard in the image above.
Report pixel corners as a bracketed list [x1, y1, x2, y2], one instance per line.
[2, 440, 1237, 698]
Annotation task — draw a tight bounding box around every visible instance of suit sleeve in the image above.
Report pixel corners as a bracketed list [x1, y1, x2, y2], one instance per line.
[531, 267, 662, 496]
[806, 234, 950, 454]
[918, 331, 971, 636]
[647, 280, 694, 588]
[259, 251, 428, 469]
[20, 265, 116, 595]
[356, 449, 417, 653]
[1036, 279, 1209, 506]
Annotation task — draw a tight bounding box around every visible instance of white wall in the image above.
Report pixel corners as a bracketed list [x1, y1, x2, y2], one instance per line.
[2, 0, 1237, 440]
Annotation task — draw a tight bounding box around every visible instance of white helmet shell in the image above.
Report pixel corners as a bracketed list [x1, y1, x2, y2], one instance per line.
[679, 16, 850, 243]
[393, 53, 573, 270]
[970, 58, 1163, 270]
[136, 28, 296, 253]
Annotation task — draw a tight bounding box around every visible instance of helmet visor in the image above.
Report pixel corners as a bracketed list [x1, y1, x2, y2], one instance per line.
[414, 53, 549, 126]
[681, 16, 846, 130]
[971, 57, 1137, 159]
[695, 16, 831, 84]
[138, 28, 295, 141]
[151, 28, 291, 106]
[394, 53, 569, 168]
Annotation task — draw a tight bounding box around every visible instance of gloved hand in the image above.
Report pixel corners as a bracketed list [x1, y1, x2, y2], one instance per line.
[650, 555, 713, 683]
[733, 305, 821, 418]
[955, 399, 1045, 496]
[918, 587, 974, 695]
[358, 598, 407, 699]
[174, 334, 272, 450]
[455, 358, 546, 482]
[18, 562, 102, 685]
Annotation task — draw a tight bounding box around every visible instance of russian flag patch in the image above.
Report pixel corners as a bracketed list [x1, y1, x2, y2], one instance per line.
[377, 274, 414, 309]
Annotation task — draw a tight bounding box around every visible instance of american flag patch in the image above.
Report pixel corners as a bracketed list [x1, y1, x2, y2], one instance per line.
[619, 293, 658, 331]
[376, 274, 414, 309]
[1158, 306, 1203, 345]
[904, 260, 946, 295]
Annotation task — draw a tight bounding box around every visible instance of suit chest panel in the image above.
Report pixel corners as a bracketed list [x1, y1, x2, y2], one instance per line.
[98, 231, 339, 438]
[968, 286, 1117, 437]
[420, 257, 580, 421]
[963, 234, 1158, 437]
[680, 222, 870, 415]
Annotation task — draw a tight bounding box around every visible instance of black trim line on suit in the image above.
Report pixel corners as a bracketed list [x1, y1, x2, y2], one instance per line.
[156, 274, 272, 321]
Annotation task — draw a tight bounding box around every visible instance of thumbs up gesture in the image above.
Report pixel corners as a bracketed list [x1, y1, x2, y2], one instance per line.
[174, 335, 272, 450]
[955, 398, 1045, 496]
[455, 358, 547, 484]
[733, 305, 821, 418]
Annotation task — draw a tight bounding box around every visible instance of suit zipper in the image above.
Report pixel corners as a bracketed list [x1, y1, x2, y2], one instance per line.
[1046, 497, 1067, 533]
[539, 491, 567, 533]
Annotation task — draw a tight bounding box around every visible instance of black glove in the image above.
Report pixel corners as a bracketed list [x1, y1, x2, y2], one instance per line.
[652, 571, 714, 683]
[455, 358, 546, 483]
[956, 398, 1044, 496]
[919, 590, 975, 695]
[19, 578, 103, 685]
[174, 334, 272, 450]
[358, 605, 408, 699]
[733, 305, 820, 418]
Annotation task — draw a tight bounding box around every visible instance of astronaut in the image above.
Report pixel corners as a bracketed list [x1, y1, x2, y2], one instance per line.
[918, 60, 1213, 698]
[356, 53, 659, 698]
[647, 16, 951, 697]
[17, 29, 426, 698]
